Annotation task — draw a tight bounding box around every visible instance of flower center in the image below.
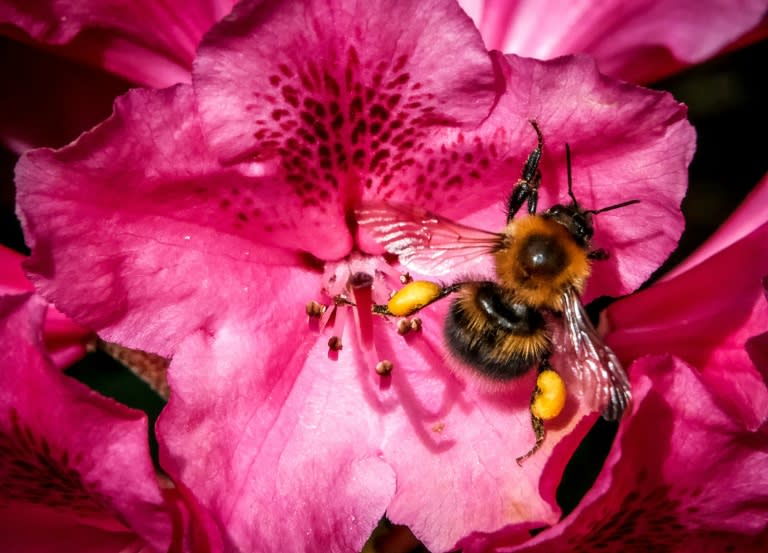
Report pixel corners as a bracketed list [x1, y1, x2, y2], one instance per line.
[306, 253, 417, 374]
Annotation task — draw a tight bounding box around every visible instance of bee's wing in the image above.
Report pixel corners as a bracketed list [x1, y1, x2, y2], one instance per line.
[557, 287, 632, 421]
[356, 203, 501, 276]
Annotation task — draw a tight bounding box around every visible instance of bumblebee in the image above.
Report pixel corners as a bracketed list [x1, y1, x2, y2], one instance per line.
[357, 121, 635, 464]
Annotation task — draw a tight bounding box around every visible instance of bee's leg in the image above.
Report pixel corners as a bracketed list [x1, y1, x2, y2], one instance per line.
[588, 248, 610, 261]
[515, 411, 545, 466]
[516, 355, 559, 466]
[373, 282, 464, 317]
[507, 121, 544, 222]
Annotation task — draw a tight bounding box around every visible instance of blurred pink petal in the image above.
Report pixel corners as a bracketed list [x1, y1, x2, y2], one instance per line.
[459, 0, 768, 82]
[0, 294, 171, 552]
[498, 355, 768, 553]
[0, 244, 91, 368]
[0, 36, 130, 152]
[604, 217, 768, 430]
[0, 0, 237, 87]
[665, 172, 768, 279]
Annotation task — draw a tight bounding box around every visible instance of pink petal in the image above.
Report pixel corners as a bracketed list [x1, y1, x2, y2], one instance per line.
[604, 219, 768, 429]
[665, 171, 768, 279]
[0, 294, 171, 551]
[195, 0, 496, 160]
[0, 36, 130, 153]
[459, 0, 768, 82]
[0, 245, 91, 368]
[16, 85, 300, 356]
[503, 355, 768, 552]
[0, 0, 237, 87]
[157, 267, 395, 552]
[444, 53, 694, 302]
[192, 0, 497, 256]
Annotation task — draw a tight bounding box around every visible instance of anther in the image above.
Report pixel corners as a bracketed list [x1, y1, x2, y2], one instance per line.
[397, 319, 412, 335]
[328, 336, 343, 351]
[409, 318, 422, 332]
[333, 294, 355, 306]
[400, 272, 413, 284]
[375, 360, 393, 376]
[306, 300, 327, 318]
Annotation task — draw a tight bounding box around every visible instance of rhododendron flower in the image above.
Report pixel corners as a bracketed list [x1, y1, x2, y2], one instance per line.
[15, 0, 695, 550]
[459, 0, 768, 83]
[0, 293, 172, 552]
[453, 175, 768, 552]
[0, 244, 91, 368]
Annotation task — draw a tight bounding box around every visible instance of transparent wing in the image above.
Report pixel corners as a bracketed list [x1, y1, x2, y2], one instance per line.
[557, 287, 632, 420]
[356, 203, 501, 276]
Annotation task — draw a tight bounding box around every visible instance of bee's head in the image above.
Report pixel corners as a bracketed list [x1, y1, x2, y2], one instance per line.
[544, 143, 639, 249]
[543, 203, 594, 247]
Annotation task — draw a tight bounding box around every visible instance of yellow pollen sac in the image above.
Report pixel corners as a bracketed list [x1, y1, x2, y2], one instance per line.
[531, 370, 567, 421]
[386, 280, 442, 317]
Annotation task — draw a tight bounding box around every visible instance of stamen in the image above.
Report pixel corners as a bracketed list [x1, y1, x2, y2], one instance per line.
[334, 294, 354, 306]
[306, 300, 327, 318]
[375, 360, 393, 376]
[328, 335, 343, 351]
[397, 319, 412, 335]
[312, 253, 406, 373]
[350, 279, 375, 351]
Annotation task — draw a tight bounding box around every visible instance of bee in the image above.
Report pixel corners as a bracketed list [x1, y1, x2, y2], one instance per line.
[356, 121, 636, 464]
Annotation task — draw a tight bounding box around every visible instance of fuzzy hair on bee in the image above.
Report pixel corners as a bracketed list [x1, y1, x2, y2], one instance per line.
[357, 120, 637, 464]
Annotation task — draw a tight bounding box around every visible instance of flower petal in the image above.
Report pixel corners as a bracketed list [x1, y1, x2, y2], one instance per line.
[195, 0, 496, 161]
[16, 85, 303, 356]
[503, 355, 768, 552]
[0, 0, 237, 87]
[157, 267, 396, 552]
[605, 219, 768, 429]
[0, 294, 171, 551]
[460, 0, 768, 82]
[0, 37, 130, 153]
[0, 245, 91, 368]
[192, 0, 497, 257]
[664, 171, 768, 279]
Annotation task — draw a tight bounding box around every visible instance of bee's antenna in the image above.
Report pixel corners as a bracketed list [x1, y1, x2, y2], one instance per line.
[565, 144, 578, 206]
[585, 199, 641, 215]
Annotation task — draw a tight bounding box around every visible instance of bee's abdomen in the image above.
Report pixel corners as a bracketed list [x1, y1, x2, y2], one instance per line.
[444, 282, 550, 380]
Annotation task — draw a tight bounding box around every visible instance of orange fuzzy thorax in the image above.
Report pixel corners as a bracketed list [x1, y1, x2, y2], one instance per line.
[493, 215, 590, 311]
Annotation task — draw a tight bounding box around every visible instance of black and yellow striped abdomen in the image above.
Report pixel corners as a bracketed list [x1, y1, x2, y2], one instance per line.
[444, 282, 551, 380]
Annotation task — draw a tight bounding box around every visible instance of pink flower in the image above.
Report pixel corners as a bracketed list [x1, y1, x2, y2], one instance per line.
[15, 0, 694, 550]
[0, 293, 172, 552]
[458, 0, 768, 82]
[0, 244, 91, 369]
[454, 175, 768, 551]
